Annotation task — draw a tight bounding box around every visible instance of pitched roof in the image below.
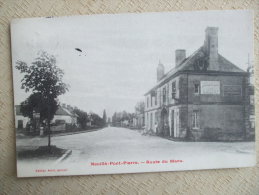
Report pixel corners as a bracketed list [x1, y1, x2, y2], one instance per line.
[15, 105, 77, 117]
[55, 106, 74, 116]
[145, 46, 246, 95]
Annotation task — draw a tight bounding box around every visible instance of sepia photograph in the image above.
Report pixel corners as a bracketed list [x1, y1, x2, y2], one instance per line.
[11, 10, 255, 177]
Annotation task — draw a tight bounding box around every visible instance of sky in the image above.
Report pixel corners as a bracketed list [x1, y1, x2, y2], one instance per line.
[11, 10, 253, 118]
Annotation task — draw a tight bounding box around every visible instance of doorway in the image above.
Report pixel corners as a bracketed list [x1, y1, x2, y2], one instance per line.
[161, 107, 169, 136]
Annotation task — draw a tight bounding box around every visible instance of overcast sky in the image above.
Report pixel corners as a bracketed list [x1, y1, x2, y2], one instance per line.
[11, 10, 253, 118]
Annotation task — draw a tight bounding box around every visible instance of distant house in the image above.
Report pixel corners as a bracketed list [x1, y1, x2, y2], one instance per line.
[132, 113, 145, 129]
[52, 104, 78, 125]
[15, 105, 30, 129]
[15, 104, 78, 129]
[121, 120, 129, 127]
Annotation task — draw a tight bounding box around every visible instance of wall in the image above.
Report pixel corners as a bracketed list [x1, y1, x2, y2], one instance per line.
[1, 0, 259, 194]
[15, 115, 30, 129]
[189, 74, 245, 103]
[52, 115, 73, 124]
[187, 104, 245, 140]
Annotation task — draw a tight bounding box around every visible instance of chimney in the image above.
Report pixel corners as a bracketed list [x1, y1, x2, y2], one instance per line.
[204, 27, 219, 70]
[157, 60, 165, 82]
[175, 49, 186, 67]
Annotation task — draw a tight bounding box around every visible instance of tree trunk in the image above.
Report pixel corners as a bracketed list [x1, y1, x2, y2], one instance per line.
[47, 103, 51, 147]
[48, 119, 51, 147]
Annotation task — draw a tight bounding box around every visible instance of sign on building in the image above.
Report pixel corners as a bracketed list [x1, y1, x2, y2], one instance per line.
[223, 85, 242, 96]
[200, 81, 220, 94]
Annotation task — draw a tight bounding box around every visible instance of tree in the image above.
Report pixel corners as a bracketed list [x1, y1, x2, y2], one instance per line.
[112, 112, 117, 126]
[135, 101, 145, 114]
[102, 109, 107, 126]
[20, 93, 58, 130]
[16, 51, 69, 147]
[73, 108, 88, 129]
[91, 113, 104, 127]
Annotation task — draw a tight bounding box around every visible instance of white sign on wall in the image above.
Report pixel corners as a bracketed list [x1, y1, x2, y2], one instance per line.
[200, 81, 220, 94]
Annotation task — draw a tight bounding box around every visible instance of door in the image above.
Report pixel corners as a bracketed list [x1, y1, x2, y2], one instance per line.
[161, 108, 169, 136]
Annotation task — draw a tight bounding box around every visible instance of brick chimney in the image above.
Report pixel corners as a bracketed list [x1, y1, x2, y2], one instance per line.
[175, 49, 186, 67]
[157, 60, 165, 82]
[204, 27, 219, 70]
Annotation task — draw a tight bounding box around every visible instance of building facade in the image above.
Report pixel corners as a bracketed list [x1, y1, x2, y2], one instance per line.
[144, 27, 250, 141]
[15, 104, 78, 130]
[246, 63, 255, 139]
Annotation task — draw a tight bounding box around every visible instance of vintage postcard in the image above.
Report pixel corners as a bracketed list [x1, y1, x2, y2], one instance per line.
[11, 10, 255, 177]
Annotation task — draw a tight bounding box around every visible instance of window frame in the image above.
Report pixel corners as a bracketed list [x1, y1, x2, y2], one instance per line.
[194, 83, 200, 95]
[163, 87, 166, 103]
[171, 81, 176, 99]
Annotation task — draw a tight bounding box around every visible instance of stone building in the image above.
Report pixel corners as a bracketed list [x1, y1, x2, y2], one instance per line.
[144, 27, 251, 141]
[246, 62, 255, 139]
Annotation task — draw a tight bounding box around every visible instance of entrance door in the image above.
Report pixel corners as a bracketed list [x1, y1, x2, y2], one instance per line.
[170, 110, 174, 137]
[161, 108, 169, 136]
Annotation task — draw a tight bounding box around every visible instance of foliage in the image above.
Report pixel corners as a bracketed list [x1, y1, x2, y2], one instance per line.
[20, 93, 58, 122]
[135, 101, 145, 114]
[16, 51, 69, 146]
[90, 113, 105, 127]
[111, 110, 134, 126]
[102, 109, 107, 125]
[73, 108, 89, 129]
[16, 51, 69, 99]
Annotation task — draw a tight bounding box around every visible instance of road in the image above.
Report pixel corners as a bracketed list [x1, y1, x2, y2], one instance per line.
[17, 127, 256, 177]
[51, 127, 255, 164]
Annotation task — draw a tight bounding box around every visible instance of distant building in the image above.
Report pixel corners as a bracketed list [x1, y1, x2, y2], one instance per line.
[132, 113, 145, 129]
[246, 63, 255, 139]
[144, 27, 251, 141]
[15, 105, 30, 129]
[15, 104, 78, 130]
[53, 104, 78, 125]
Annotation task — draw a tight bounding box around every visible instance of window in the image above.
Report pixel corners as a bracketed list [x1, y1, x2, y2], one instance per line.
[155, 93, 157, 105]
[194, 83, 200, 94]
[155, 112, 158, 123]
[250, 121, 255, 129]
[150, 113, 153, 129]
[163, 87, 166, 103]
[146, 113, 149, 127]
[147, 97, 149, 108]
[172, 82, 176, 99]
[150, 91, 157, 107]
[192, 110, 199, 129]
